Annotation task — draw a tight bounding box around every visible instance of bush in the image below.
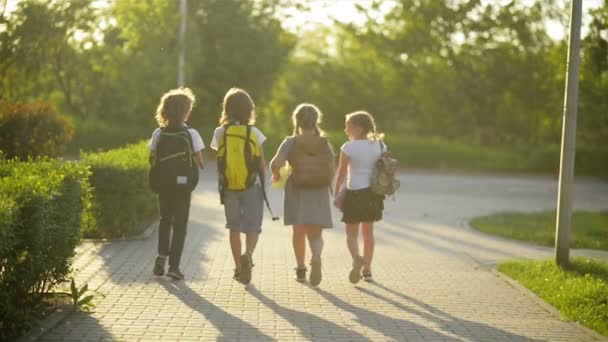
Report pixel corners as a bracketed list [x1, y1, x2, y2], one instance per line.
[0, 158, 91, 339]
[82, 141, 157, 239]
[0, 100, 74, 159]
[66, 116, 154, 155]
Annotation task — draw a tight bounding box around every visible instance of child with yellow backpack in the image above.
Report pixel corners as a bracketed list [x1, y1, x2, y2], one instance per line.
[211, 88, 273, 285]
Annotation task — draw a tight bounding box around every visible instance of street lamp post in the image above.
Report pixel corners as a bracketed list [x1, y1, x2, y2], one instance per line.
[178, 0, 187, 87]
[555, 0, 583, 267]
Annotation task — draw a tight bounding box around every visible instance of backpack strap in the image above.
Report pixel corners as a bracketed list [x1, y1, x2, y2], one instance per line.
[248, 125, 279, 221]
[218, 124, 231, 205]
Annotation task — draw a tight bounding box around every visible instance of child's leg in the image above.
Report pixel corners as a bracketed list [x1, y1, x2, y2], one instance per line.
[345, 223, 360, 259]
[157, 192, 172, 258]
[168, 192, 191, 270]
[307, 225, 323, 286]
[293, 225, 307, 268]
[361, 222, 375, 272]
[229, 231, 242, 270]
[306, 225, 323, 258]
[346, 222, 364, 284]
[245, 232, 259, 256]
[243, 184, 263, 257]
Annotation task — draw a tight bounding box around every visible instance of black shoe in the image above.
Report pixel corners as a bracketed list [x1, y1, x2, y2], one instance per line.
[295, 267, 307, 283]
[153, 256, 166, 276]
[167, 268, 184, 280]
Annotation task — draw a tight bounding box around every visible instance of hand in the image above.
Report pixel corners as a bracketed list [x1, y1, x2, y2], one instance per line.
[271, 173, 280, 182]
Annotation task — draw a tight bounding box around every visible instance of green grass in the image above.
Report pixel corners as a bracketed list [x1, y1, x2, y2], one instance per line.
[471, 211, 608, 250]
[499, 258, 608, 336]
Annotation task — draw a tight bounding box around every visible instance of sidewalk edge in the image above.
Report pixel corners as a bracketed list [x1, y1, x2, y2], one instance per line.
[491, 268, 608, 341]
[15, 303, 73, 342]
[81, 219, 158, 243]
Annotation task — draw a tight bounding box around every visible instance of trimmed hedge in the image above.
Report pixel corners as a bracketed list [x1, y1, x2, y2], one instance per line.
[82, 141, 157, 239]
[0, 100, 74, 159]
[264, 131, 607, 178]
[0, 158, 91, 339]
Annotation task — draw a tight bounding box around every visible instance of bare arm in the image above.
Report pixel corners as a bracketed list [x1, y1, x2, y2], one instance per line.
[259, 148, 267, 178]
[195, 150, 204, 168]
[269, 150, 287, 181]
[334, 151, 349, 196]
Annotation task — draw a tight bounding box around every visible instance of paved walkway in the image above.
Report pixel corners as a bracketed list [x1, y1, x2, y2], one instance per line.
[39, 172, 608, 341]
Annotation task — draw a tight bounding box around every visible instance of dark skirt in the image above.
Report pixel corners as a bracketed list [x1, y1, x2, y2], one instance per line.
[341, 187, 384, 224]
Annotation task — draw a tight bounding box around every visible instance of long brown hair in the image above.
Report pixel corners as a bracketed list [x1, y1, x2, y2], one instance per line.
[219, 87, 256, 125]
[155, 87, 195, 127]
[345, 111, 384, 141]
[292, 103, 325, 136]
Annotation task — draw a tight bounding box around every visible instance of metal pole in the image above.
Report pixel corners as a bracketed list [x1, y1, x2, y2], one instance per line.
[178, 0, 187, 87]
[555, 0, 582, 267]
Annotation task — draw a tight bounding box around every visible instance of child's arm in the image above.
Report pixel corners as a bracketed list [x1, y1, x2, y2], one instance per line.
[195, 150, 204, 169]
[334, 151, 349, 197]
[269, 150, 286, 182]
[259, 148, 267, 179]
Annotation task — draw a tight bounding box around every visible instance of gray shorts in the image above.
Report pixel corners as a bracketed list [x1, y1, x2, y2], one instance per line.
[223, 184, 263, 233]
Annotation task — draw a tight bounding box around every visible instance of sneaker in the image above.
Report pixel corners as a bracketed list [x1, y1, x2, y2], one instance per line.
[233, 268, 241, 281]
[295, 267, 307, 283]
[349, 256, 364, 284]
[362, 271, 373, 282]
[239, 253, 253, 285]
[309, 256, 322, 286]
[166, 268, 184, 280]
[153, 256, 166, 276]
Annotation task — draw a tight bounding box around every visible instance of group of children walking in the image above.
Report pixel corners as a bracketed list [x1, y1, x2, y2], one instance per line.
[148, 87, 388, 286]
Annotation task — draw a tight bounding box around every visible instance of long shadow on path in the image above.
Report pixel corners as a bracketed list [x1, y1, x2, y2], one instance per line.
[159, 279, 274, 342]
[361, 282, 536, 342]
[314, 288, 455, 341]
[246, 286, 370, 341]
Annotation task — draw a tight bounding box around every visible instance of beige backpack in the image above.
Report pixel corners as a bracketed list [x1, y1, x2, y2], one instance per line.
[288, 135, 333, 189]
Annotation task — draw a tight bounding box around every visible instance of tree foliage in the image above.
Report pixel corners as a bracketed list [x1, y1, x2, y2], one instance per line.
[0, 0, 606, 151]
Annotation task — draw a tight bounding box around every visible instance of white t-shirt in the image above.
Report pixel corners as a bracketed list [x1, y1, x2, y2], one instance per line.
[341, 139, 386, 190]
[148, 127, 205, 152]
[210, 125, 267, 151]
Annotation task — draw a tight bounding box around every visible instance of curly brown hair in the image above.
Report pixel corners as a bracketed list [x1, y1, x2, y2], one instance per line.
[154, 87, 195, 127]
[219, 87, 256, 125]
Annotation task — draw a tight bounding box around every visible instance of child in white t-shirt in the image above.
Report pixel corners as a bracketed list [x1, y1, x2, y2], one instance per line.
[150, 88, 205, 280]
[334, 111, 385, 284]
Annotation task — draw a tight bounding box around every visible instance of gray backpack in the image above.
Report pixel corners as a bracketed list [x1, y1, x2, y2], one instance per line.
[370, 142, 400, 196]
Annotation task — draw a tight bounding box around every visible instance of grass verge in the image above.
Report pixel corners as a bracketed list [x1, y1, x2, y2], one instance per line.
[499, 258, 608, 336]
[470, 211, 608, 250]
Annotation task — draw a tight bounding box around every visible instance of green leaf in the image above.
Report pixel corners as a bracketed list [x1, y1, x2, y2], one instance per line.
[77, 295, 94, 306]
[70, 278, 77, 299]
[78, 283, 88, 298]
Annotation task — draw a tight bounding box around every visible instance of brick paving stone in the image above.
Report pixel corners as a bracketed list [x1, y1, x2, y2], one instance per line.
[37, 173, 608, 341]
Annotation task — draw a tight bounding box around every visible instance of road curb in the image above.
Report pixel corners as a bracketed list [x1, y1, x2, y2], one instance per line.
[16, 303, 73, 342]
[492, 268, 608, 341]
[461, 218, 607, 340]
[81, 219, 158, 243]
[14, 221, 159, 342]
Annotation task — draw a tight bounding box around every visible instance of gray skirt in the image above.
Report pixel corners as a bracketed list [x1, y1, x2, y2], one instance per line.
[283, 178, 333, 228]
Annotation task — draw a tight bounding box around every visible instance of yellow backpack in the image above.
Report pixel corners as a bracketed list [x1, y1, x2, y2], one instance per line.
[216, 124, 261, 192]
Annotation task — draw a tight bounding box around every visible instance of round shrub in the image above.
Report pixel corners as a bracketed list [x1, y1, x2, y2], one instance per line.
[0, 100, 74, 159]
